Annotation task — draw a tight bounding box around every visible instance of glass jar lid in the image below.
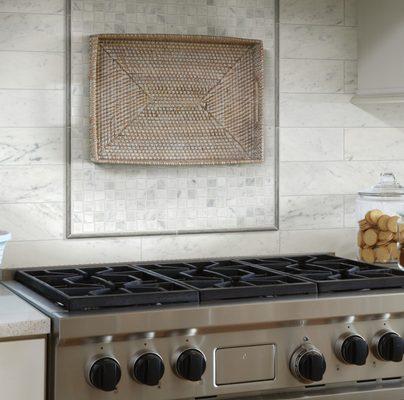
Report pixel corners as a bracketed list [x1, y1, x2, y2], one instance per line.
[358, 172, 404, 197]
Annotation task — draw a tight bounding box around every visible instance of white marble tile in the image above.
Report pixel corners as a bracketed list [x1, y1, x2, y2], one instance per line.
[280, 161, 404, 195]
[344, 194, 357, 228]
[345, 128, 404, 161]
[0, 166, 63, 203]
[280, 59, 344, 93]
[280, 0, 344, 26]
[279, 94, 404, 128]
[141, 231, 280, 261]
[344, 0, 357, 26]
[280, 128, 344, 161]
[355, 102, 404, 128]
[344, 61, 357, 93]
[0, 90, 63, 127]
[0, 128, 64, 165]
[280, 24, 357, 60]
[280, 195, 344, 230]
[0, 52, 64, 90]
[0, 13, 64, 52]
[2, 237, 142, 268]
[280, 228, 357, 259]
[0, 0, 64, 14]
[0, 203, 64, 240]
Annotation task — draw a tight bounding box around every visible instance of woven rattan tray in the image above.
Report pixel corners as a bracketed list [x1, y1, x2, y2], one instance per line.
[89, 34, 264, 165]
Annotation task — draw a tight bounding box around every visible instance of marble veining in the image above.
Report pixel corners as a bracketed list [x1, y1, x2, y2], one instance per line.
[0, 52, 64, 90]
[345, 128, 404, 161]
[0, 166, 63, 203]
[280, 59, 344, 93]
[0, 128, 63, 165]
[0, 90, 64, 128]
[279, 93, 404, 128]
[344, 60, 358, 93]
[280, 0, 344, 26]
[280, 195, 344, 230]
[0, 0, 64, 14]
[0, 203, 64, 241]
[280, 128, 344, 161]
[0, 13, 64, 52]
[280, 161, 404, 196]
[280, 24, 357, 60]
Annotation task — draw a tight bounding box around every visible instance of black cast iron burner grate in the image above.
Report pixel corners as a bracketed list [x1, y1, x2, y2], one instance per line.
[240, 254, 404, 293]
[135, 261, 317, 302]
[15, 265, 199, 311]
[15, 255, 404, 311]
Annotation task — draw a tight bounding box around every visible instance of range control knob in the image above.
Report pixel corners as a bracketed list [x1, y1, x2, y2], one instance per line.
[132, 353, 165, 386]
[290, 345, 326, 383]
[373, 330, 404, 362]
[336, 334, 369, 365]
[89, 357, 121, 392]
[176, 349, 206, 381]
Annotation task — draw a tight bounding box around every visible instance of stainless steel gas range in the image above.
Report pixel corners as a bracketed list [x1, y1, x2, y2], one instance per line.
[5, 254, 404, 400]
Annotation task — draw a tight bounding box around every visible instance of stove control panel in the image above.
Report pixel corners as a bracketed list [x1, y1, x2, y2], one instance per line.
[69, 315, 404, 400]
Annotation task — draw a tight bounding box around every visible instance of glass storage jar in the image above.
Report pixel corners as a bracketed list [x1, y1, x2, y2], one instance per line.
[398, 214, 404, 269]
[356, 172, 404, 264]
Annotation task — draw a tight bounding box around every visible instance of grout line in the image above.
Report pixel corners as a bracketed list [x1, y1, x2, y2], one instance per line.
[0, 49, 64, 54]
[0, 88, 65, 92]
[280, 57, 358, 62]
[279, 159, 404, 163]
[0, 165, 65, 168]
[0, 164, 64, 167]
[343, 0, 346, 26]
[0, 11, 64, 16]
[280, 91, 351, 95]
[0, 201, 64, 205]
[279, 194, 349, 198]
[279, 22, 356, 28]
[342, 127, 346, 160]
[0, 127, 64, 129]
[280, 126, 404, 129]
[279, 227, 357, 233]
[0, 127, 65, 129]
[278, 127, 392, 129]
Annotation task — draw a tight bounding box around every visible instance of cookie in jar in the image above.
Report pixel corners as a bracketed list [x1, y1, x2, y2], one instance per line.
[356, 173, 404, 264]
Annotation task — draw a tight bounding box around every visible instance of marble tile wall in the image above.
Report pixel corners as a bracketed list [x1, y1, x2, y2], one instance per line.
[278, 0, 404, 257]
[1, 0, 404, 268]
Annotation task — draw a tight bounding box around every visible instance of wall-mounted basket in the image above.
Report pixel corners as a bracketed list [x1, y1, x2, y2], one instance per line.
[89, 34, 264, 165]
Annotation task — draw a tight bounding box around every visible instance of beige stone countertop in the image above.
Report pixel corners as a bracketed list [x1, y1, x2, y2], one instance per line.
[0, 283, 50, 339]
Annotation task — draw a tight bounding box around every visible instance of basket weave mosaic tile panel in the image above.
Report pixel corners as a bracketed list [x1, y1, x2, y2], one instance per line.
[69, 0, 276, 237]
[89, 34, 263, 165]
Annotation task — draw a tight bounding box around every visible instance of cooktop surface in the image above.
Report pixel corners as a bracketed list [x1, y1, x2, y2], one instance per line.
[15, 255, 404, 311]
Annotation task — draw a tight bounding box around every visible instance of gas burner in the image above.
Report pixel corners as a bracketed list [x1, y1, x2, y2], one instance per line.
[140, 264, 316, 302]
[241, 255, 404, 292]
[14, 255, 404, 311]
[16, 265, 198, 311]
